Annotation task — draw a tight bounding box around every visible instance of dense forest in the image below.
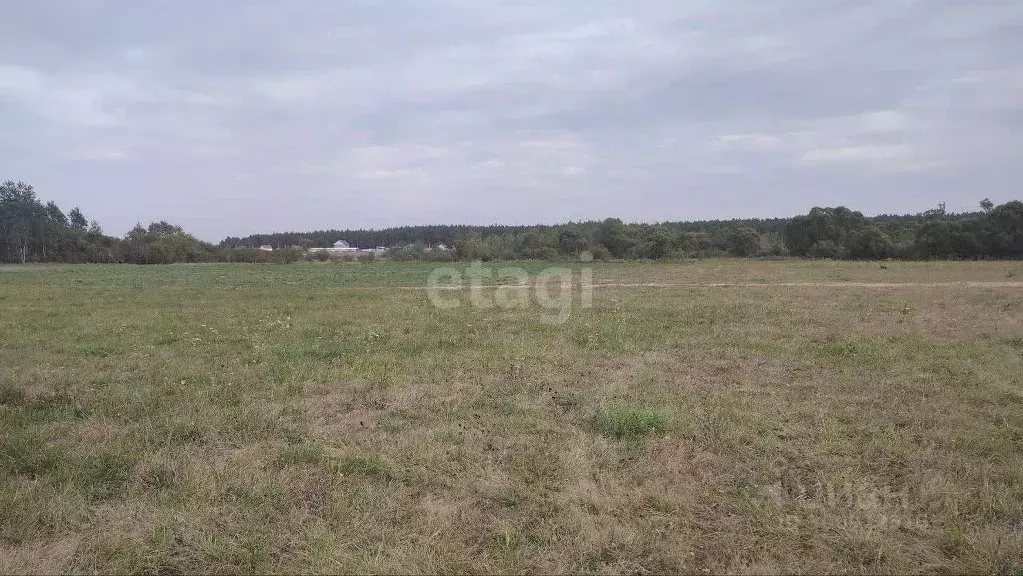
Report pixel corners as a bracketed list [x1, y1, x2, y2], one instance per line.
[2, 180, 1021, 264]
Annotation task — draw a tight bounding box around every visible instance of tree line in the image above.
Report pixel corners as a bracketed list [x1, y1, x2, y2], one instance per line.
[227, 200, 1021, 261]
[2, 180, 1020, 264]
[0, 181, 302, 264]
[0, 181, 118, 263]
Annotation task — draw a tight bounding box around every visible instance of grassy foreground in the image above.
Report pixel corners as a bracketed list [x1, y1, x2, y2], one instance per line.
[1, 261, 1022, 574]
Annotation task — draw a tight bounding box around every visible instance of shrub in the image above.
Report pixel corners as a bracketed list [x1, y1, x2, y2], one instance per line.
[848, 227, 894, 260]
[590, 244, 612, 261]
[728, 227, 762, 257]
[271, 247, 302, 263]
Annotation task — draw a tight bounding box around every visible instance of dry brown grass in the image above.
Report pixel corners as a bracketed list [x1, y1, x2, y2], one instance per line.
[1, 261, 1021, 574]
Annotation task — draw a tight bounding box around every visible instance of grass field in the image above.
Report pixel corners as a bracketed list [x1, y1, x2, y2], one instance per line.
[2, 260, 1022, 574]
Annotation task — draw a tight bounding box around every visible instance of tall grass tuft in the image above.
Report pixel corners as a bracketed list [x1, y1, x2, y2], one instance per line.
[596, 405, 668, 439]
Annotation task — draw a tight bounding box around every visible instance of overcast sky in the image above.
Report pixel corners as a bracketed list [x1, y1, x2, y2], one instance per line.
[1, 1, 1021, 241]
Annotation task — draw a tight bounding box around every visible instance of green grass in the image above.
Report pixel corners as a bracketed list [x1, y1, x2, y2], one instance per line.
[0, 260, 1021, 574]
[334, 454, 393, 479]
[596, 405, 668, 439]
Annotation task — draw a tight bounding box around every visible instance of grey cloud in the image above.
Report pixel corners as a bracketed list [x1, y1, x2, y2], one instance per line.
[0, 0, 1020, 240]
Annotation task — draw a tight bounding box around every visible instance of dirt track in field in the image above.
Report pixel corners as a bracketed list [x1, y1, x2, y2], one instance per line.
[586, 281, 1023, 289]
[353, 281, 1023, 290]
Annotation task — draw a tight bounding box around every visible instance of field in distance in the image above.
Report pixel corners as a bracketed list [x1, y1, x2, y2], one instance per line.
[1, 260, 1021, 573]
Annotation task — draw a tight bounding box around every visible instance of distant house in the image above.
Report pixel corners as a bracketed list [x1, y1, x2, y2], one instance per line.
[258, 245, 273, 252]
[309, 240, 356, 254]
[331, 240, 358, 252]
[307, 239, 384, 257]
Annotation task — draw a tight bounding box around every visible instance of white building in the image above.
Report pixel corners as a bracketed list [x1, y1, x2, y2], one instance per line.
[307, 240, 386, 257]
[308, 239, 359, 254]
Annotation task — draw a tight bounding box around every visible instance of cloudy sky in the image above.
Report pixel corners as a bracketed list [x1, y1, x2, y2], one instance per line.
[1, 1, 1021, 240]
